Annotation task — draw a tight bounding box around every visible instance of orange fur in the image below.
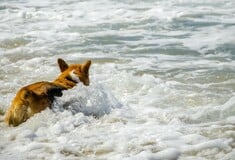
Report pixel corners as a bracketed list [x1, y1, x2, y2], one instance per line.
[4, 58, 91, 126]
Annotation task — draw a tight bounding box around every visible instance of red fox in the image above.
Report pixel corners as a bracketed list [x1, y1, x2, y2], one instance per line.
[4, 58, 91, 126]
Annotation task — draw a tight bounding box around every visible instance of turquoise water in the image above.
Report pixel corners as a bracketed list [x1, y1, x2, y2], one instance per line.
[0, 0, 235, 159]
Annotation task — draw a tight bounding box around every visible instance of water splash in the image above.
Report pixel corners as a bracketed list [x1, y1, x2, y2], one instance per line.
[53, 83, 122, 117]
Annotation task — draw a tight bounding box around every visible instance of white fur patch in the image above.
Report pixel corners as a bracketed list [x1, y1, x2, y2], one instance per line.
[69, 70, 80, 83]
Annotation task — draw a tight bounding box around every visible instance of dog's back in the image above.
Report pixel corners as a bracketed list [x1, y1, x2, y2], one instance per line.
[4, 82, 63, 126]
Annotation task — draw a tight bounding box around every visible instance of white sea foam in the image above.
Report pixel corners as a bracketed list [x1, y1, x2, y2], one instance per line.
[0, 0, 235, 159]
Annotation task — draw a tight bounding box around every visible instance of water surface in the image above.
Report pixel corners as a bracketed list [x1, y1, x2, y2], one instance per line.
[0, 0, 235, 159]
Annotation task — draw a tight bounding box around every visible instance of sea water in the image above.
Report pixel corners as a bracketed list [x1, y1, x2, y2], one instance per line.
[0, 0, 235, 159]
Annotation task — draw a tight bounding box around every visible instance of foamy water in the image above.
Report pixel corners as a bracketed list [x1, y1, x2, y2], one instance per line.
[0, 0, 235, 159]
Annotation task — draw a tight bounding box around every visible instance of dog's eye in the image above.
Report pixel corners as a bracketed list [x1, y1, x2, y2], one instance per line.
[66, 76, 72, 81]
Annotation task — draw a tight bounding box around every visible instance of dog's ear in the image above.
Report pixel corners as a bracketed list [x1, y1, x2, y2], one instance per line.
[58, 58, 69, 72]
[82, 60, 91, 74]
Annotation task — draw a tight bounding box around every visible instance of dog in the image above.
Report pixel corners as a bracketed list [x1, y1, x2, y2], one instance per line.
[4, 58, 91, 126]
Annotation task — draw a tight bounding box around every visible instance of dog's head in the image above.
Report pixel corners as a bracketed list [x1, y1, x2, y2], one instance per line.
[57, 58, 91, 86]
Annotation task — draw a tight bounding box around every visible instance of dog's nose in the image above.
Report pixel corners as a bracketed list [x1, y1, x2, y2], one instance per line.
[84, 79, 89, 86]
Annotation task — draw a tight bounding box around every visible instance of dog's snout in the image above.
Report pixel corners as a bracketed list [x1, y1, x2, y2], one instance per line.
[84, 79, 89, 86]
